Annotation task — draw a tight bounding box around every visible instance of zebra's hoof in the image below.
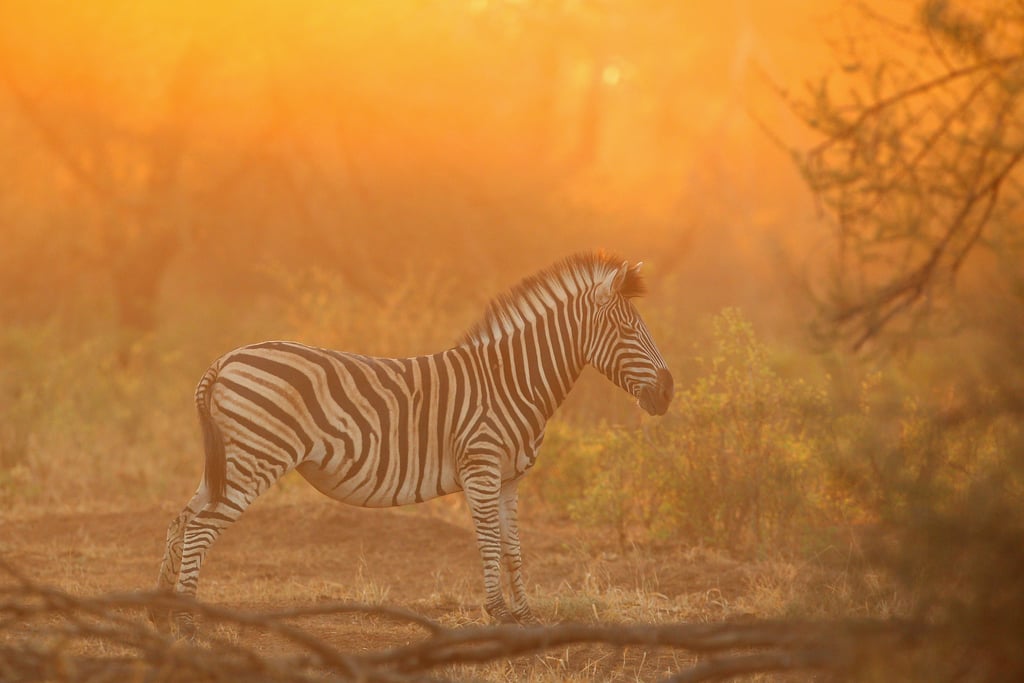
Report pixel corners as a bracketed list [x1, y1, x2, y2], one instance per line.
[512, 607, 541, 626]
[485, 602, 517, 625]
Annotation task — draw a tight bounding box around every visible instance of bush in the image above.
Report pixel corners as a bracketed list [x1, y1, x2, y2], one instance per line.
[0, 303, 241, 509]
[645, 309, 829, 550]
[532, 308, 832, 553]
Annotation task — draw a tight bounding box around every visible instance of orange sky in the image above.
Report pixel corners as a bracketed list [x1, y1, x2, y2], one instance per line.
[0, 0, 842, 205]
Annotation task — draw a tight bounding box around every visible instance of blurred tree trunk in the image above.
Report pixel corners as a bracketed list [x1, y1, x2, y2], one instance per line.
[0, 47, 207, 340]
[108, 47, 202, 335]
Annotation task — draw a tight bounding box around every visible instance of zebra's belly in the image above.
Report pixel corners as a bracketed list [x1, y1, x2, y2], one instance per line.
[295, 456, 461, 508]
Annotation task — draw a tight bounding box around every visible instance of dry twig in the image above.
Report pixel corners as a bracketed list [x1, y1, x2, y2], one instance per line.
[0, 559, 920, 682]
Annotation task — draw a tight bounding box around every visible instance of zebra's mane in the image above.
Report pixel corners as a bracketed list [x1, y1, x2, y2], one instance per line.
[459, 251, 645, 346]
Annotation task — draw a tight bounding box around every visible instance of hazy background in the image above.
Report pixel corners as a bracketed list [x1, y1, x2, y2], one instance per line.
[0, 0, 842, 343]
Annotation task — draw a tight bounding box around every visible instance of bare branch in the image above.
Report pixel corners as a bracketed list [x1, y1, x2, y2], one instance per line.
[777, 1, 1024, 349]
[808, 54, 1022, 156]
[0, 558, 928, 683]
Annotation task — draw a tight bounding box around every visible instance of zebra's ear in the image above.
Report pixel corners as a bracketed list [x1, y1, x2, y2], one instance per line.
[596, 261, 631, 303]
[620, 261, 647, 298]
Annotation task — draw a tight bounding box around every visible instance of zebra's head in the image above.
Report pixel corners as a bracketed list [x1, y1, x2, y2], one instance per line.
[585, 260, 674, 416]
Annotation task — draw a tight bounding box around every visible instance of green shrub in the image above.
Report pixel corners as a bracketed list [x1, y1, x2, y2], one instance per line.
[644, 309, 829, 550]
[531, 308, 832, 553]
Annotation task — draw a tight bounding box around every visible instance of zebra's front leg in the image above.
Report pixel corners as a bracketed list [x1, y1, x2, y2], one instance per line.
[462, 466, 515, 623]
[499, 479, 538, 625]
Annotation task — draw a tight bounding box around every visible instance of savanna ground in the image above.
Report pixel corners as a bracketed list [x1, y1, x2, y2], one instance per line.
[0, 474, 896, 681]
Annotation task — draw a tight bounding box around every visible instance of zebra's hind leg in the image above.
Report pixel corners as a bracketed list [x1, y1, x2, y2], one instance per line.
[171, 489, 262, 637]
[498, 480, 538, 625]
[151, 486, 209, 631]
[463, 465, 516, 623]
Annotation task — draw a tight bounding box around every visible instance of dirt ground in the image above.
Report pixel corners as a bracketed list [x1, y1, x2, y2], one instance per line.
[0, 490, 778, 679]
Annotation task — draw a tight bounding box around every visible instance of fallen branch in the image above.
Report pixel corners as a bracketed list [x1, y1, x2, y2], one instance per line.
[0, 559, 923, 682]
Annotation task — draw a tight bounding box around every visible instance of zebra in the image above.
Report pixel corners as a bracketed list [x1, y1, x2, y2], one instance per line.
[155, 251, 673, 629]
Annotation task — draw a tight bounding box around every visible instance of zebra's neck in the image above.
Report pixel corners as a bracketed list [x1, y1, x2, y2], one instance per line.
[454, 253, 625, 422]
[462, 307, 587, 424]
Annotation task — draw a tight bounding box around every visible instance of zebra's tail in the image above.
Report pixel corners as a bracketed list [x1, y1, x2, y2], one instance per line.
[196, 365, 226, 502]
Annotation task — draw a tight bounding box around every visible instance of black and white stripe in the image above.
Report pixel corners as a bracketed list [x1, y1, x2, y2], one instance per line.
[155, 252, 673, 627]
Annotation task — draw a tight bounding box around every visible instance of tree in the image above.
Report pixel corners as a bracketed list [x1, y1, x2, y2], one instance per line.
[778, 4, 1024, 678]
[780, 0, 1024, 350]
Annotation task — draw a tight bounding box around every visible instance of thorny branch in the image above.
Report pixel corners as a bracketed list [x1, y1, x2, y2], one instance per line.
[0, 559, 924, 683]
[771, 1, 1024, 350]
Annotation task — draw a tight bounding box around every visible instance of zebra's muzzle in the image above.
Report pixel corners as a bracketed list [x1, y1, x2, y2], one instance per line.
[638, 368, 674, 416]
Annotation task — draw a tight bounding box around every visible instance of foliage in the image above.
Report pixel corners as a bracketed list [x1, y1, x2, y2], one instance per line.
[643, 309, 829, 550]
[0, 303, 249, 509]
[534, 308, 832, 554]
